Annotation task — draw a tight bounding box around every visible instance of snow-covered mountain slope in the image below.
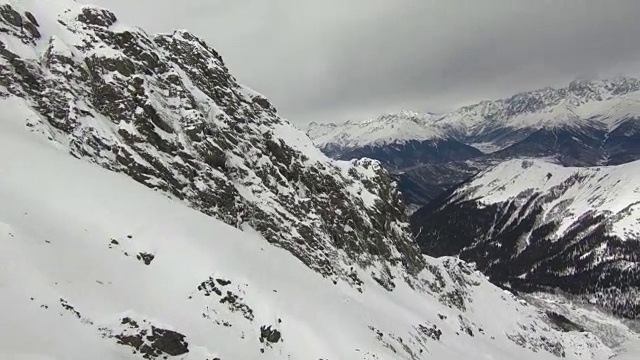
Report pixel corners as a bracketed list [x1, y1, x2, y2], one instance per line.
[0, 0, 426, 286]
[2, 98, 635, 360]
[412, 159, 640, 318]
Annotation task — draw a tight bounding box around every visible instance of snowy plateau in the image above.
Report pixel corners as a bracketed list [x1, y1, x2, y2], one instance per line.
[0, 0, 639, 359]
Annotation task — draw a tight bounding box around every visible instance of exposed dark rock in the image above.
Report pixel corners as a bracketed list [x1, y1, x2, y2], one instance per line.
[0, 4, 22, 27]
[196, 277, 254, 321]
[259, 325, 281, 343]
[220, 291, 254, 321]
[215, 278, 231, 286]
[109, 317, 189, 359]
[507, 331, 566, 358]
[418, 323, 442, 341]
[77, 7, 117, 27]
[122, 317, 140, 328]
[23, 11, 38, 26]
[458, 315, 474, 337]
[59, 298, 81, 319]
[546, 311, 585, 332]
[22, 21, 39, 39]
[136, 252, 155, 265]
[146, 328, 189, 356]
[197, 277, 224, 297]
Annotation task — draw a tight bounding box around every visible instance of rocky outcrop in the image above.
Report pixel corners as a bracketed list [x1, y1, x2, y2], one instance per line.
[102, 317, 190, 359]
[0, 3, 423, 285]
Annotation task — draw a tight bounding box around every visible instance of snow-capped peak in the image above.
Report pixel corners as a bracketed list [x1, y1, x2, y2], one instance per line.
[307, 77, 640, 150]
[307, 110, 445, 149]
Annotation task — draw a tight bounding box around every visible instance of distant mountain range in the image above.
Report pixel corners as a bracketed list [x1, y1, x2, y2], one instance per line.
[307, 78, 640, 209]
[307, 78, 640, 321]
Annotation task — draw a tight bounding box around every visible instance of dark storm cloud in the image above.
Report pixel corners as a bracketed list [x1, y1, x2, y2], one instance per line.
[93, 0, 640, 124]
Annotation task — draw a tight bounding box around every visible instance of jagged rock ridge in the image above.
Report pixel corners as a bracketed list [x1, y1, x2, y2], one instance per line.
[0, 0, 423, 286]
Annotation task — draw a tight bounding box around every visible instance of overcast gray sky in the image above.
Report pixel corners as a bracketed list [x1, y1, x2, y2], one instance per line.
[92, 0, 640, 125]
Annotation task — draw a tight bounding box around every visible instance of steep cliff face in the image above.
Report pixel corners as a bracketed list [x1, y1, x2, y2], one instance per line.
[0, 1, 423, 286]
[412, 159, 640, 318]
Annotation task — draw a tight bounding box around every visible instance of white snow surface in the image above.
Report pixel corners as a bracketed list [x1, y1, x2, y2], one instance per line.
[0, 98, 626, 359]
[453, 159, 640, 239]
